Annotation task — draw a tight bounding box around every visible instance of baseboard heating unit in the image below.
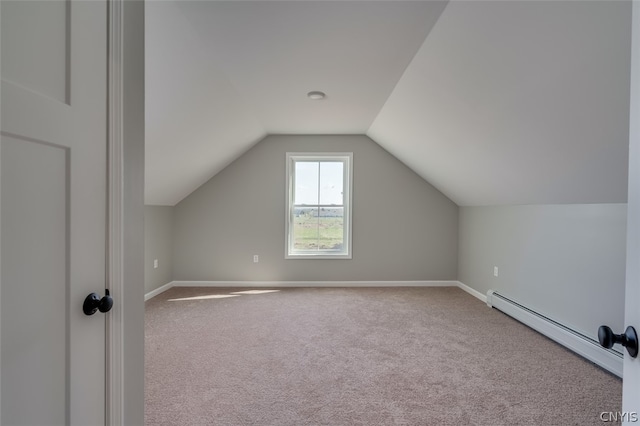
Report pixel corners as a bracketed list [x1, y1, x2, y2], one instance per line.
[486, 290, 623, 377]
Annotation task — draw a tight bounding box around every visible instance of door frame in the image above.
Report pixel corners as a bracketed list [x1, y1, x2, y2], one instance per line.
[623, 0, 640, 414]
[106, 0, 125, 423]
[105, 0, 145, 423]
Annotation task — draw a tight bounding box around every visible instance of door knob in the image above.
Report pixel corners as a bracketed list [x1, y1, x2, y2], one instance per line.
[598, 325, 638, 358]
[83, 289, 113, 315]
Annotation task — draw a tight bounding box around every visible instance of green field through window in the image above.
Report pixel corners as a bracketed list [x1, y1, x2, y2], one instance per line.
[293, 211, 344, 251]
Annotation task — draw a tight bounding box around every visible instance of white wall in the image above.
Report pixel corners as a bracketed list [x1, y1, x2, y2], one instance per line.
[458, 204, 627, 341]
[172, 135, 459, 282]
[144, 206, 173, 293]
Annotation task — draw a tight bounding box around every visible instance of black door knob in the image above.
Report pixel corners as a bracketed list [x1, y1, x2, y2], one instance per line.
[598, 325, 638, 358]
[83, 289, 113, 315]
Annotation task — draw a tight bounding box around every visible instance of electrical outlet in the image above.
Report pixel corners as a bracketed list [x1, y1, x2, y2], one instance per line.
[493, 266, 499, 277]
[154, 259, 159, 269]
[253, 255, 259, 263]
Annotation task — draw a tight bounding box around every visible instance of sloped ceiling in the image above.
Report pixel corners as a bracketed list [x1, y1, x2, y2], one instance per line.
[146, 0, 631, 207]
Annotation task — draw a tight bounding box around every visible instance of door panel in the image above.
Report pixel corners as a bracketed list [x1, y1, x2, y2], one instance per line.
[1, 135, 69, 425]
[1, 0, 69, 104]
[1, 1, 108, 424]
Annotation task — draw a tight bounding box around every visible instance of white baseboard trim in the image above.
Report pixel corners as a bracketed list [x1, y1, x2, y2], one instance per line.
[144, 281, 174, 301]
[171, 280, 456, 288]
[486, 290, 623, 378]
[455, 281, 487, 303]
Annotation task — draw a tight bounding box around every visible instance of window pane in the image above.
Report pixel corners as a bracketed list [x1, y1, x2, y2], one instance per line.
[319, 161, 343, 205]
[318, 207, 344, 250]
[286, 153, 351, 258]
[292, 207, 319, 250]
[294, 162, 318, 205]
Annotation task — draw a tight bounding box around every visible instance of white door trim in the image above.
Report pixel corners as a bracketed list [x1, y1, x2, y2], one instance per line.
[106, 0, 125, 424]
[623, 0, 640, 414]
[1, 5, 4, 424]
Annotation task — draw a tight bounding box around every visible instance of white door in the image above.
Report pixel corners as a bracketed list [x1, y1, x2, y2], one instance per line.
[623, 1, 640, 417]
[1, 1, 108, 425]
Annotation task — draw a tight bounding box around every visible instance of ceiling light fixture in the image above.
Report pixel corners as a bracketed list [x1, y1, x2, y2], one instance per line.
[307, 91, 326, 100]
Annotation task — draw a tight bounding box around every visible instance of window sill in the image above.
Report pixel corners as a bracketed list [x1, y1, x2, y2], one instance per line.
[286, 253, 352, 260]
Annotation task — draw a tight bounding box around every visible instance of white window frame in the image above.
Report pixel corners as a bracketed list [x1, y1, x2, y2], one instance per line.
[286, 152, 353, 259]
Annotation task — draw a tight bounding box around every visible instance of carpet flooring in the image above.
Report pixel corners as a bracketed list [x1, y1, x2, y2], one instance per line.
[145, 287, 622, 425]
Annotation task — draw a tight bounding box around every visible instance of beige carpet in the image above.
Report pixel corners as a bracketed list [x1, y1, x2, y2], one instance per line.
[145, 287, 621, 425]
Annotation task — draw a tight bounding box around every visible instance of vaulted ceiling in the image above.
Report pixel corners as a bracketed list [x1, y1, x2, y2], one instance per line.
[146, 0, 631, 207]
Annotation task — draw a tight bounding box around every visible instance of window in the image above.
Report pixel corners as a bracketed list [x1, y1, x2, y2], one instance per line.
[286, 153, 353, 259]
